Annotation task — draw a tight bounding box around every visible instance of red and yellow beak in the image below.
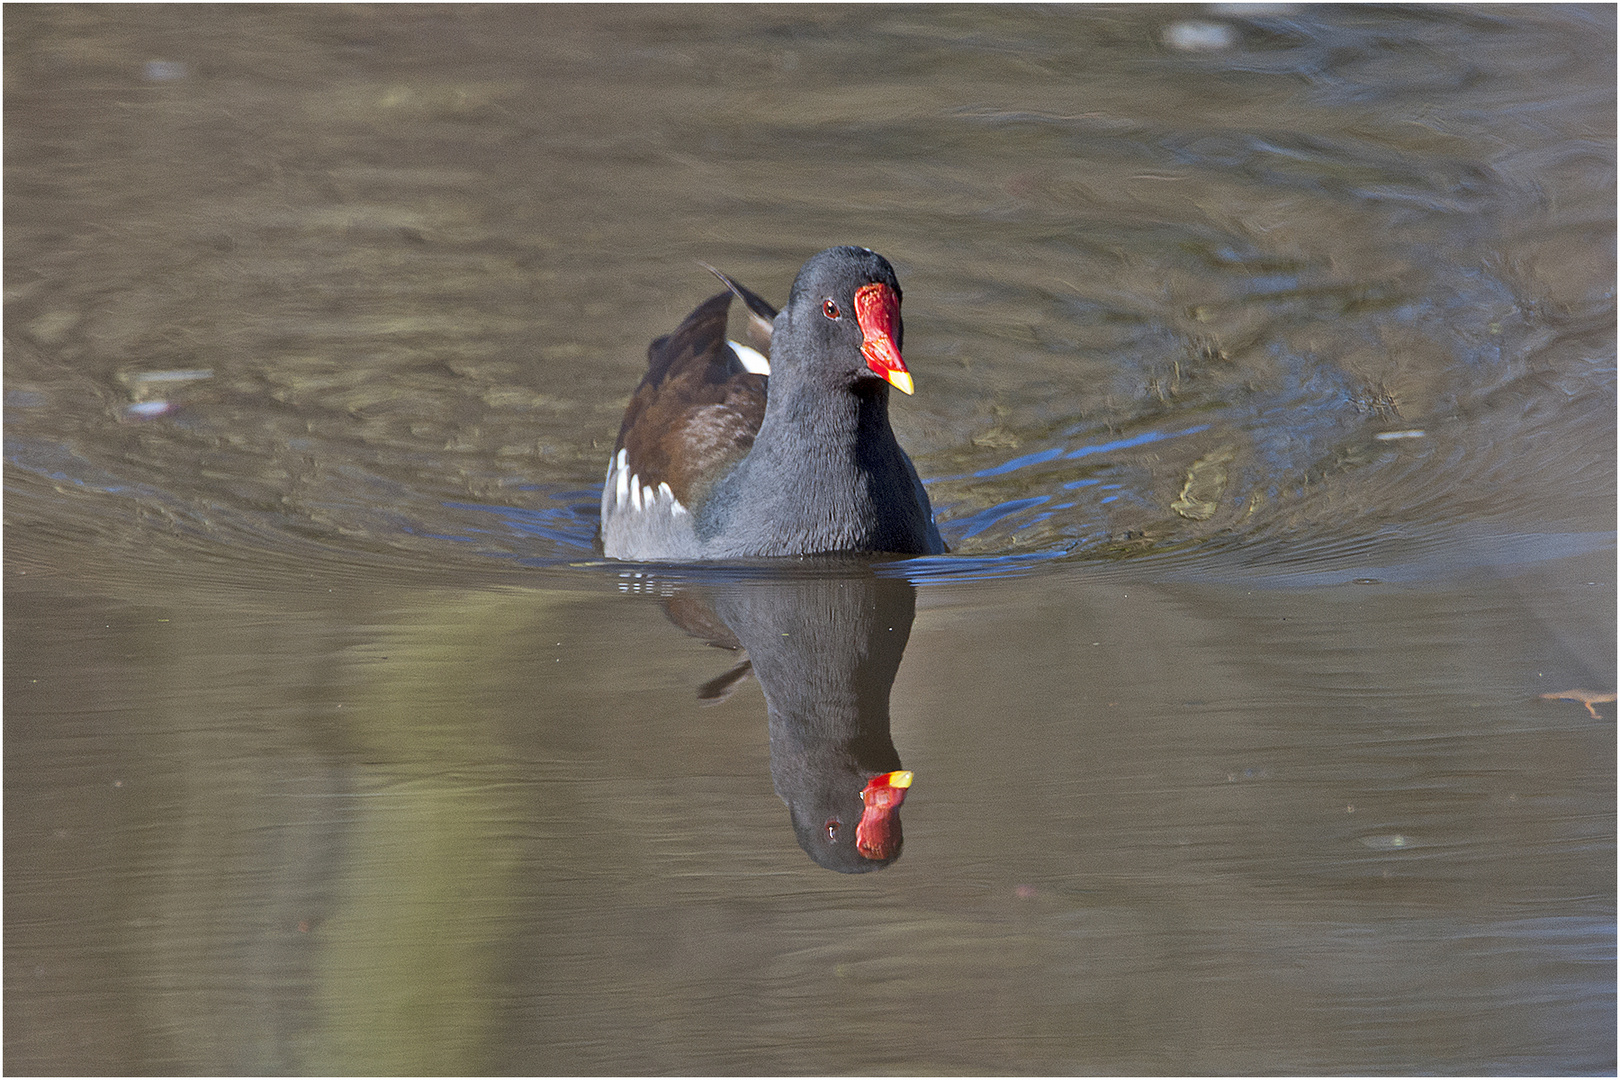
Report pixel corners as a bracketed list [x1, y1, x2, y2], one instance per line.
[853, 282, 914, 396]
[855, 769, 913, 860]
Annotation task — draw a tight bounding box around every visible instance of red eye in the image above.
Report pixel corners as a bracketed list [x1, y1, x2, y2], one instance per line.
[822, 299, 842, 320]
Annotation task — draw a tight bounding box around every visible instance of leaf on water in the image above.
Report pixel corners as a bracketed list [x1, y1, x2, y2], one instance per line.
[1539, 689, 1615, 720]
[1171, 446, 1237, 520]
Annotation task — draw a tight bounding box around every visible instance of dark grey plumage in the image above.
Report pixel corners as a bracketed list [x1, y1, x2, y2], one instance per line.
[600, 247, 943, 560]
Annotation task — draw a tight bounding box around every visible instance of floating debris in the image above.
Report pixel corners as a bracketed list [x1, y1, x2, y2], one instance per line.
[118, 369, 211, 421]
[126, 368, 214, 386]
[1375, 429, 1426, 441]
[1539, 689, 1615, 720]
[1163, 20, 1238, 52]
[123, 401, 174, 420]
[1358, 833, 1414, 851]
[143, 60, 189, 82]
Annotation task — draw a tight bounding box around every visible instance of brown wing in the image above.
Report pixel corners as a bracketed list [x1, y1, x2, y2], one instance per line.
[614, 290, 768, 509]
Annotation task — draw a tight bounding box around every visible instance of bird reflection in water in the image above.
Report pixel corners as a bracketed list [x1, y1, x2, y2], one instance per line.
[663, 568, 917, 873]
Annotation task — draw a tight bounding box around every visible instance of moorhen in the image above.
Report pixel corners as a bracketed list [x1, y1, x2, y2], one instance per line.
[600, 246, 944, 560]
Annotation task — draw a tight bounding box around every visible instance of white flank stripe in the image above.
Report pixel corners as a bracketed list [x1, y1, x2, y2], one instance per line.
[610, 450, 690, 521]
[657, 481, 688, 516]
[614, 449, 630, 509]
[729, 340, 771, 375]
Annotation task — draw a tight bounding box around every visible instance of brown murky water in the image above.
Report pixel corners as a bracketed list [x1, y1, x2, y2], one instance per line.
[6, 5, 1614, 1074]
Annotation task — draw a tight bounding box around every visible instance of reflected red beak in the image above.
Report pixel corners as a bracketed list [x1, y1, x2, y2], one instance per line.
[855, 769, 913, 860]
[853, 282, 914, 396]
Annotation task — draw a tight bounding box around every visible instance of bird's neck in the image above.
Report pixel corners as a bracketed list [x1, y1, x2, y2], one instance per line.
[757, 374, 890, 451]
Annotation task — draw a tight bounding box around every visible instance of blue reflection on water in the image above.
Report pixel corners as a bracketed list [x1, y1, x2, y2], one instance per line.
[1058, 424, 1209, 462]
[953, 495, 1050, 539]
[443, 498, 600, 551]
[973, 446, 1065, 479]
[935, 424, 1210, 483]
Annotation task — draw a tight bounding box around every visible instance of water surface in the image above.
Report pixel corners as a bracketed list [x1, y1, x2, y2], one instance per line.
[6, 5, 1614, 1074]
